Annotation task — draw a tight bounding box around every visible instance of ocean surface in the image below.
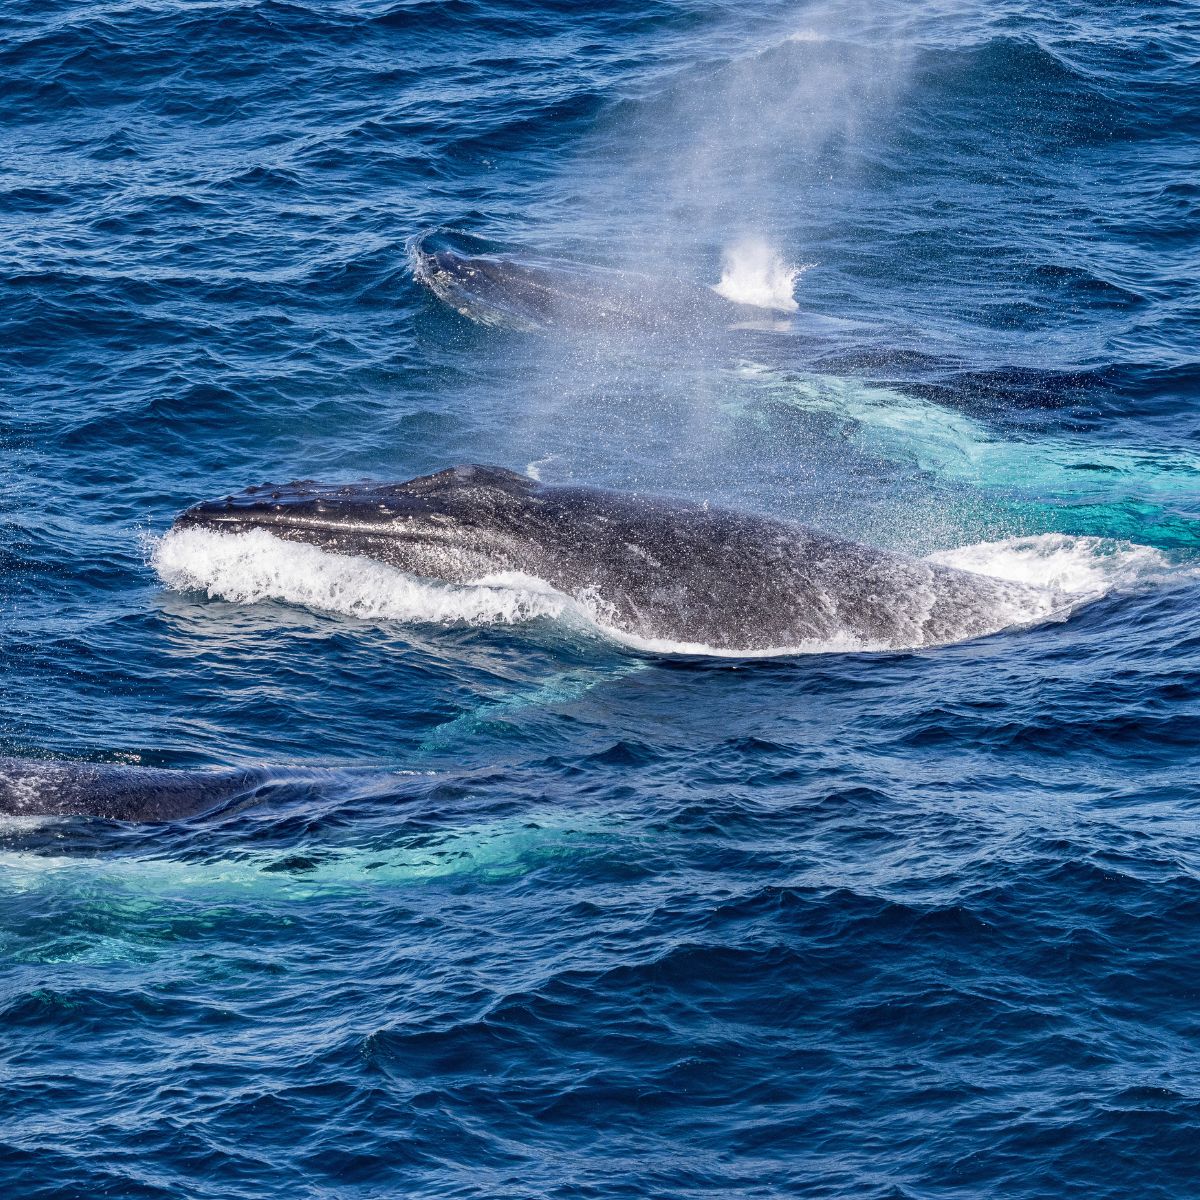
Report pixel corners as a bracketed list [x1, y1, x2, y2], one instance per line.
[3, 0, 1200, 1195]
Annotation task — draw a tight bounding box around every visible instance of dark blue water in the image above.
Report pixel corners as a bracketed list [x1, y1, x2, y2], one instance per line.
[4, 0, 1200, 1195]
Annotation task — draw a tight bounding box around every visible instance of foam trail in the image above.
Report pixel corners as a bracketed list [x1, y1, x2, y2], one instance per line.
[713, 238, 804, 312]
[738, 364, 1200, 501]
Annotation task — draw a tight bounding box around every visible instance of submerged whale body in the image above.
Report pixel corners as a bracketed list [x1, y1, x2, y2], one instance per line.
[410, 231, 786, 335]
[174, 465, 1071, 652]
[0, 757, 275, 821]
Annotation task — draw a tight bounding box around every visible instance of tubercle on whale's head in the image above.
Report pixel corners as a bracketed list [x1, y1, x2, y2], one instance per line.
[172, 464, 541, 541]
[174, 481, 400, 534]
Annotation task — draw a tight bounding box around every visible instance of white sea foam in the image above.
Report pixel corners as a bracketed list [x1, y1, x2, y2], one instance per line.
[153, 527, 1173, 658]
[153, 528, 571, 626]
[594, 625, 894, 658]
[928, 534, 1175, 597]
[712, 238, 805, 312]
[524, 454, 558, 482]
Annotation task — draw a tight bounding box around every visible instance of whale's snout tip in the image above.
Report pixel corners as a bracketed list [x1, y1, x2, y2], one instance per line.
[170, 480, 394, 537]
[173, 484, 286, 531]
[174, 496, 237, 529]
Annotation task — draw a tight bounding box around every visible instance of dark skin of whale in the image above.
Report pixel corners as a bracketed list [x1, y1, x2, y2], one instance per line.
[174, 465, 1062, 652]
[0, 757, 271, 821]
[411, 238, 762, 335]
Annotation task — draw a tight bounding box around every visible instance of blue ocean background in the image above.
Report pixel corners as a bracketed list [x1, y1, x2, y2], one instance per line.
[3, 0, 1200, 1195]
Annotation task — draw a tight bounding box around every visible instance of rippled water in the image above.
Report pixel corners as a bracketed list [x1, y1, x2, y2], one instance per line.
[3, 1, 1200, 1196]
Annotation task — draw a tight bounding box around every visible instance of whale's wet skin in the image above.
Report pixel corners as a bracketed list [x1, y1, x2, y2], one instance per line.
[0, 756, 277, 821]
[171, 465, 1076, 653]
[410, 232, 775, 336]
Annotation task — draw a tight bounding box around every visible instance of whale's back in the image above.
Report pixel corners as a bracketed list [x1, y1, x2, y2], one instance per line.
[171, 468, 1071, 653]
[467, 481, 1065, 651]
[0, 758, 271, 822]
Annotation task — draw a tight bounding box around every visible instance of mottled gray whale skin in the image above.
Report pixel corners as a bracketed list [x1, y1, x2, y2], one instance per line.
[411, 236, 770, 335]
[0, 757, 272, 821]
[175, 465, 1064, 652]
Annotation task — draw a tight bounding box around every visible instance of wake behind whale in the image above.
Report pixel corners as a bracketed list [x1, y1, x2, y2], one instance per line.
[163, 465, 1089, 654]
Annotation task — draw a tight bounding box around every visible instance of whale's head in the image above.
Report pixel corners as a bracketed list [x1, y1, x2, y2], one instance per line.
[173, 465, 540, 576]
[411, 234, 559, 329]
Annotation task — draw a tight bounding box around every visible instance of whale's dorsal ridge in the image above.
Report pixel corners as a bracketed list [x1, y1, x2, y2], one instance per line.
[403, 463, 538, 497]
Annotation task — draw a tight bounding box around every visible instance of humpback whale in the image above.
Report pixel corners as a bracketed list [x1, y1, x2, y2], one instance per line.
[410, 232, 785, 335]
[0, 757, 276, 821]
[173, 465, 1072, 652]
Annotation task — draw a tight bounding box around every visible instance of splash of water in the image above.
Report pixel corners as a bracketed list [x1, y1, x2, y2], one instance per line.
[153, 528, 571, 627]
[713, 238, 804, 311]
[929, 534, 1176, 595]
